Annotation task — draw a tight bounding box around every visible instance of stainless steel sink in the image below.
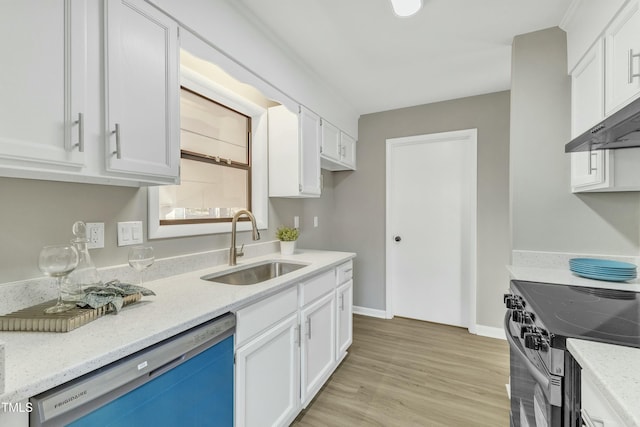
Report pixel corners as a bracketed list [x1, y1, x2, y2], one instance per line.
[201, 261, 308, 285]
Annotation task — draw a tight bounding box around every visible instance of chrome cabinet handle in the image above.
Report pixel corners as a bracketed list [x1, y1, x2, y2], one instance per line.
[589, 151, 598, 174]
[307, 319, 312, 340]
[73, 112, 84, 152]
[629, 49, 640, 84]
[341, 145, 346, 158]
[340, 294, 344, 311]
[112, 123, 121, 159]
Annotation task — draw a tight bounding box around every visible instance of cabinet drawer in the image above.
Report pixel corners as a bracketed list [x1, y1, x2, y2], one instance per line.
[300, 270, 335, 306]
[235, 286, 298, 348]
[337, 261, 353, 284]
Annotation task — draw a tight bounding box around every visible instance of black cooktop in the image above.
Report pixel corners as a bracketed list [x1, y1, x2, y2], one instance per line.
[512, 280, 640, 348]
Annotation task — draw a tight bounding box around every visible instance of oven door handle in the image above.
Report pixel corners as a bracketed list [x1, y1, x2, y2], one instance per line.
[504, 311, 550, 391]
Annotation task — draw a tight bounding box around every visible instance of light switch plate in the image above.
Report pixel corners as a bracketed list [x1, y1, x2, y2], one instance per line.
[117, 221, 144, 246]
[86, 222, 104, 249]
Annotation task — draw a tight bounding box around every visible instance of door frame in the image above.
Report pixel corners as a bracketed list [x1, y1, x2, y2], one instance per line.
[384, 128, 478, 334]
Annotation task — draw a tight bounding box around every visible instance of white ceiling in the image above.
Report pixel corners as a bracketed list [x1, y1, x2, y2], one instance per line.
[229, 0, 574, 115]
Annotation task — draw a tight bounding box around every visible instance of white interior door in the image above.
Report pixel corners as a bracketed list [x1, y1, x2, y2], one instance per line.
[386, 129, 477, 329]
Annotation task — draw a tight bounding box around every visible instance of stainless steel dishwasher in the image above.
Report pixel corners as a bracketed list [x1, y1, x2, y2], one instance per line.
[30, 313, 235, 427]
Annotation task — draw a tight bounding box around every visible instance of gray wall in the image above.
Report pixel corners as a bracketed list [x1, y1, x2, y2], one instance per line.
[510, 27, 640, 255]
[334, 91, 511, 328]
[0, 175, 333, 284]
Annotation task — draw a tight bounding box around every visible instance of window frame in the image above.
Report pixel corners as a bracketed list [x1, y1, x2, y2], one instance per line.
[148, 65, 268, 238]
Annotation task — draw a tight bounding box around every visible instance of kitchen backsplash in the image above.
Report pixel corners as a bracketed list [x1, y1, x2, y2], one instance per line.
[0, 240, 279, 316]
[512, 250, 640, 269]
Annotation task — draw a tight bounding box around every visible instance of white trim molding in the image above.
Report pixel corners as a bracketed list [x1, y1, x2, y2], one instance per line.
[353, 306, 388, 319]
[384, 128, 478, 331]
[474, 324, 506, 340]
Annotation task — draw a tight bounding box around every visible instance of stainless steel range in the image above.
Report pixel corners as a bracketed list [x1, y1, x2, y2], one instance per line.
[504, 280, 640, 427]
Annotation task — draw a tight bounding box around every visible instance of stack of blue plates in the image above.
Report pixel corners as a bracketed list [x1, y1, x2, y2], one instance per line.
[569, 258, 637, 282]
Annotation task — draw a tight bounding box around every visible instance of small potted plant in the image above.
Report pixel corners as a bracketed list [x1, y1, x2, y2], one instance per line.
[276, 226, 299, 255]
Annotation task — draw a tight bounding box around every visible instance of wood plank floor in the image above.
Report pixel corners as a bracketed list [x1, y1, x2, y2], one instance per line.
[292, 315, 510, 427]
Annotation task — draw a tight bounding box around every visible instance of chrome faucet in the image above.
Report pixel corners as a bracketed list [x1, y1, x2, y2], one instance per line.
[229, 209, 261, 266]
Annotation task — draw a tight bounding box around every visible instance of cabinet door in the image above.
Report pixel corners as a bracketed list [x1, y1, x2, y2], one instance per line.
[570, 39, 610, 192]
[571, 150, 610, 192]
[336, 280, 353, 361]
[605, 0, 640, 115]
[320, 119, 341, 162]
[104, 0, 180, 182]
[0, 1, 85, 170]
[301, 291, 336, 406]
[235, 314, 300, 427]
[340, 132, 357, 169]
[571, 39, 604, 138]
[299, 106, 321, 196]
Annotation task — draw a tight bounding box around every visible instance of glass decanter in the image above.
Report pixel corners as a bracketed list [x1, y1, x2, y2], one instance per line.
[64, 221, 102, 300]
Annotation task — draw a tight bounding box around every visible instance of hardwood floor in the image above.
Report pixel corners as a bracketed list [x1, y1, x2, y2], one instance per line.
[292, 315, 510, 427]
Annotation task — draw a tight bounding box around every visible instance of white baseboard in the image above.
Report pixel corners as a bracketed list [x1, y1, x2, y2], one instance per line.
[353, 306, 387, 319]
[353, 308, 507, 341]
[475, 324, 506, 340]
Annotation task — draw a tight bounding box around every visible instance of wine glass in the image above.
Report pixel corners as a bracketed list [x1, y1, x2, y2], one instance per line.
[38, 244, 80, 314]
[128, 246, 154, 286]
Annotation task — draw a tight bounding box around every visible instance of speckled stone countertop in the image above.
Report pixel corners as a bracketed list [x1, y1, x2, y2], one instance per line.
[567, 339, 640, 426]
[508, 250, 640, 291]
[0, 249, 355, 404]
[507, 264, 640, 291]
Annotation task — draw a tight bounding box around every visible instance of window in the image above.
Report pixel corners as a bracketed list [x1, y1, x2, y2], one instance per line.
[148, 65, 269, 239]
[158, 88, 251, 224]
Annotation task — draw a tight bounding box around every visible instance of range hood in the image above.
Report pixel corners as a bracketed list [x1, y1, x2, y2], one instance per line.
[565, 96, 640, 152]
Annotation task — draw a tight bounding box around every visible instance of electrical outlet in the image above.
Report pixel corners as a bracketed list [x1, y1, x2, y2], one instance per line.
[117, 221, 144, 246]
[294, 216, 299, 228]
[86, 223, 105, 249]
[313, 216, 319, 227]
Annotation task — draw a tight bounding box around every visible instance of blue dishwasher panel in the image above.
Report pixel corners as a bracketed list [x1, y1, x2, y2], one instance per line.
[69, 335, 234, 427]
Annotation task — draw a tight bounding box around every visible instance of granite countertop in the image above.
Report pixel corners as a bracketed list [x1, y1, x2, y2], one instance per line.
[567, 339, 640, 426]
[0, 249, 355, 404]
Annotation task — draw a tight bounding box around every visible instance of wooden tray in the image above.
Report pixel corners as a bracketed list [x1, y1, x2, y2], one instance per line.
[0, 294, 142, 333]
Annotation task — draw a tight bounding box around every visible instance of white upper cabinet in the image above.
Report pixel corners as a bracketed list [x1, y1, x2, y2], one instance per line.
[566, 0, 640, 192]
[320, 119, 341, 162]
[268, 105, 321, 197]
[0, 1, 180, 186]
[0, 1, 86, 173]
[339, 132, 357, 169]
[570, 39, 610, 192]
[571, 40, 605, 138]
[320, 119, 357, 171]
[604, 0, 640, 115]
[104, 0, 180, 183]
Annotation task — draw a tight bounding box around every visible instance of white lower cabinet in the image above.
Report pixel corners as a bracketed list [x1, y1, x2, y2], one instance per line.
[235, 313, 300, 427]
[581, 371, 625, 427]
[234, 263, 353, 426]
[336, 280, 353, 361]
[300, 291, 336, 406]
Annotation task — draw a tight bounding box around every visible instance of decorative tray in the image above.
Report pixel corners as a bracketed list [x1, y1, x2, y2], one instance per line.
[0, 293, 141, 333]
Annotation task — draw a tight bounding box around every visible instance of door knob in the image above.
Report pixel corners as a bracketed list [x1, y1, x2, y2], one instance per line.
[394, 236, 402, 242]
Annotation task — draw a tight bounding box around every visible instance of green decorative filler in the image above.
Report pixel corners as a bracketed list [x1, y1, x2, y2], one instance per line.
[276, 226, 299, 241]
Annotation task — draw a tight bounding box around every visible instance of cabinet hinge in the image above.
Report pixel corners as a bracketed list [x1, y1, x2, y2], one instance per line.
[299, 184, 302, 192]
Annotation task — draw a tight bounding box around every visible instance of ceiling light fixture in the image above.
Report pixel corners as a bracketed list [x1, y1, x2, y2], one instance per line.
[390, 0, 423, 17]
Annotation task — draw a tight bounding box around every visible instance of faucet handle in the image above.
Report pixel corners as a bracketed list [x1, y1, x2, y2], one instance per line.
[236, 243, 245, 257]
